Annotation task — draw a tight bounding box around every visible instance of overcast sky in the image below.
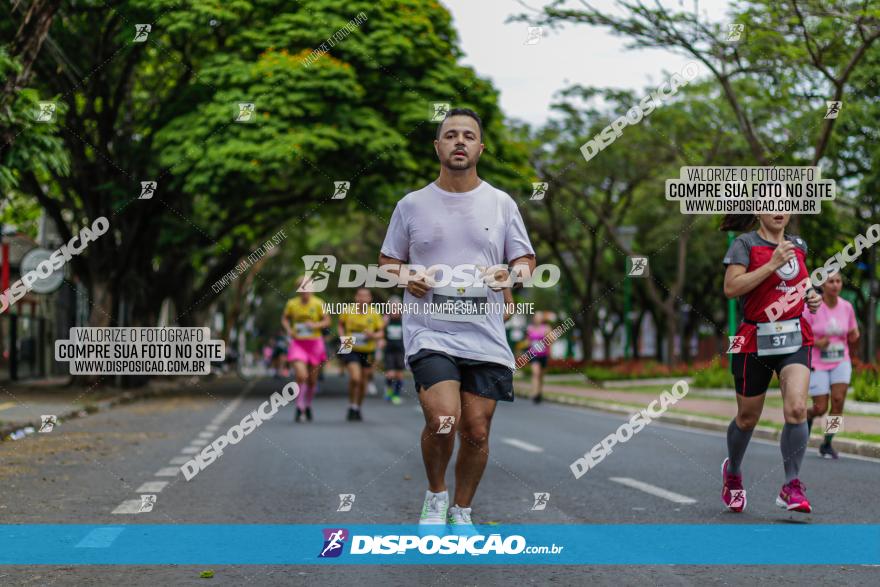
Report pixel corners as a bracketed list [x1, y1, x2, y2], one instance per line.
[439, 0, 734, 127]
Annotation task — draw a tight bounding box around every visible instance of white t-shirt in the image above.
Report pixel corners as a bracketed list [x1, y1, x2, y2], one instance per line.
[380, 180, 535, 369]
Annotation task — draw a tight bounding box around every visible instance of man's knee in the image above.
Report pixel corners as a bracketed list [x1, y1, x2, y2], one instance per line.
[458, 420, 490, 446]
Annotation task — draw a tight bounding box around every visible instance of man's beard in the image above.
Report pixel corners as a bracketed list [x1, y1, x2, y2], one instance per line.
[444, 154, 473, 170]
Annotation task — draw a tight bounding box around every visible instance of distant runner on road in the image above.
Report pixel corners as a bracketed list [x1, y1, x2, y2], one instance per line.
[804, 273, 859, 459]
[281, 276, 330, 423]
[378, 108, 536, 533]
[382, 295, 406, 405]
[338, 287, 384, 421]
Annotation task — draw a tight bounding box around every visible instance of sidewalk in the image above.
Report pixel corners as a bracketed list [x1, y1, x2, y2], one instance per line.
[0, 375, 209, 441]
[514, 378, 880, 458]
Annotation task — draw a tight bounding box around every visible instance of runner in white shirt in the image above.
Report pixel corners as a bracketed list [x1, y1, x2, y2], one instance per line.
[379, 108, 536, 533]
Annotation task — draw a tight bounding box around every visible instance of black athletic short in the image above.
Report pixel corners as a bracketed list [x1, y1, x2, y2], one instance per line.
[408, 349, 514, 402]
[384, 350, 406, 371]
[529, 355, 548, 368]
[731, 346, 812, 397]
[341, 351, 374, 367]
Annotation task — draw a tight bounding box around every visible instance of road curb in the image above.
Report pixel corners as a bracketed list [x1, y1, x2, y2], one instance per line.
[0, 374, 222, 442]
[519, 389, 880, 459]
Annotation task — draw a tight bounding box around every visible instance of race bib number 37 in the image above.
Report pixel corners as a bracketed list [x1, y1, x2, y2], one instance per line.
[756, 319, 802, 356]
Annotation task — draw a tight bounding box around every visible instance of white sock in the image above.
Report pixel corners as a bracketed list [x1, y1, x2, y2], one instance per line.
[427, 489, 447, 499]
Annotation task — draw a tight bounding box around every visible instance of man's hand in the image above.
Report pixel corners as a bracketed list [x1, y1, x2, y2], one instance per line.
[406, 268, 433, 298]
[480, 265, 511, 292]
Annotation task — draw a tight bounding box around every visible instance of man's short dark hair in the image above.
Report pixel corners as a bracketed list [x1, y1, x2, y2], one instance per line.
[436, 107, 483, 142]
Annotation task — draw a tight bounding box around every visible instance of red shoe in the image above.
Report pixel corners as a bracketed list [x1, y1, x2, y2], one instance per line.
[776, 479, 812, 513]
[721, 458, 746, 512]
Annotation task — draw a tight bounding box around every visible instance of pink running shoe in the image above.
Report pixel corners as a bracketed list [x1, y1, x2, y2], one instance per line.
[776, 479, 812, 513]
[721, 458, 746, 512]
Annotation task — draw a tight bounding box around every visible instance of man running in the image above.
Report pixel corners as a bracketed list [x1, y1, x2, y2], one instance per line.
[804, 273, 859, 458]
[338, 287, 384, 421]
[281, 276, 330, 422]
[720, 213, 820, 514]
[378, 108, 536, 532]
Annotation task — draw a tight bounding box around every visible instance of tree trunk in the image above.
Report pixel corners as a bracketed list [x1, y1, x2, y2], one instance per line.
[665, 307, 677, 365]
[88, 279, 114, 328]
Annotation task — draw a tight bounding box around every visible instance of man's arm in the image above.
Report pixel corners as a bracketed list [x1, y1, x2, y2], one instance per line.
[509, 254, 536, 289]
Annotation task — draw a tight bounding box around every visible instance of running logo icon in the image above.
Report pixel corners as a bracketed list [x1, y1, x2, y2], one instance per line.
[133, 24, 151, 42]
[824, 416, 843, 435]
[824, 101, 842, 119]
[628, 256, 649, 277]
[727, 336, 745, 354]
[38, 415, 57, 433]
[337, 494, 355, 512]
[431, 102, 450, 122]
[532, 492, 550, 511]
[728, 489, 745, 509]
[437, 416, 455, 434]
[299, 255, 337, 292]
[332, 181, 350, 200]
[524, 26, 543, 45]
[726, 23, 745, 42]
[138, 495, 156, 513]
[139, 181, 157, 200]
[318, 528, 348, 558]
[338, 336, 355, 355]
[531, 182, 548, 201]
[36, 102, 56, 122]
[235, 103, 255, 123]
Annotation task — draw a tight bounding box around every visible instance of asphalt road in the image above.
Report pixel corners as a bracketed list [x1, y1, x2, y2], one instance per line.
[1, 373, 878, 585]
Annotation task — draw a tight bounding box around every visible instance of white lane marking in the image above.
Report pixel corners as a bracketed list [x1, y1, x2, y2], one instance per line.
[501, 437, 544, 453]
[136, 481, 169, 493]
[108, 381, 254, 514]
[610, 477, 697, 504]
[75, 526, 125, 547]
[155, 467, 179, 477]
[111, 500, 146, 514]
[190, 438, 209, 447]
[198, 431, 214, 438]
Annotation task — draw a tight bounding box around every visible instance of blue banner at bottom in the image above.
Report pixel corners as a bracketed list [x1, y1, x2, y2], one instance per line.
[1, 524, 878, 565]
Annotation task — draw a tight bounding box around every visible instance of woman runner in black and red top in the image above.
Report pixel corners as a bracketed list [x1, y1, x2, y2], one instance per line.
[720, 213, 820, 514]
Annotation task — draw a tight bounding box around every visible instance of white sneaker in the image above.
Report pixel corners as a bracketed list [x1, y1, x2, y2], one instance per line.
[448, 505, 479, 536]
[367, 382, 378, 396]
[419, 490, 448, 527]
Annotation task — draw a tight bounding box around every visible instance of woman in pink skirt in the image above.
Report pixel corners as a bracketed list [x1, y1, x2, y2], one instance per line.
[281, 277, 331, 422]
